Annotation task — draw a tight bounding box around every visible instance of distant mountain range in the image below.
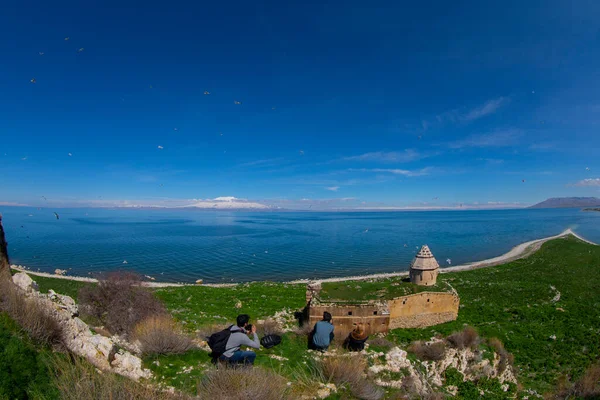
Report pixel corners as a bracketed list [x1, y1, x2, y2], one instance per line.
[529, 197, 600, 209]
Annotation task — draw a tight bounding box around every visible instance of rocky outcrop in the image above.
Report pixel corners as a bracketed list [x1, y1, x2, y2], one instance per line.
[12, 272, 39, 292]
[11, 274, 152, 381]
[369, 341, 517, 397]
[0, 214, 10, 279]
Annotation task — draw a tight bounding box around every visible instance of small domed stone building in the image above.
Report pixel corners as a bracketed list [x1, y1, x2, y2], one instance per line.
[409, 245, 439, 286]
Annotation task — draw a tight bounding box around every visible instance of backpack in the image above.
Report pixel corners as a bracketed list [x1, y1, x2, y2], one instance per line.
[260, 334, 282, 349]
[207, 325, 235, 360]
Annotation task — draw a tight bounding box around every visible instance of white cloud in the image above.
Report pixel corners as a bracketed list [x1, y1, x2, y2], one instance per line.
[573, 178, 600, 187]
[186, 196, 270, 209]
[343, 149, 426, 163]
[325, 186, 340, 191]
[349, 167, 432, 177]
[462, 97, 508, 121]
[448, 129, 522, 149]
[430, 97, 509, 128]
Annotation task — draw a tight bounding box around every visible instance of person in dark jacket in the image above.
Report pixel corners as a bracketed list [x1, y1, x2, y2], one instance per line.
[343, 323, 368, 351]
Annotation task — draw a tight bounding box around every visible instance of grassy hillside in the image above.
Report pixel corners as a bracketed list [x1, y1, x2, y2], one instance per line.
[18, 234, 600, 397]
[390, 235, 600, 393]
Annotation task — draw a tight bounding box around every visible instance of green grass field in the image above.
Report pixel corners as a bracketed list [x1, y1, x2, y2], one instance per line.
[17, 234, 600, 396]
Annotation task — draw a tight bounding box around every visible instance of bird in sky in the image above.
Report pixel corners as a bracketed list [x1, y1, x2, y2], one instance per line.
[68, 153, 72, 156]
[30, 78, 36, 84]
[41, 196, 47, 201]
[522, 179, 526, 183]
[21, 157, 27, 160]
[446, 258, 452, 265]
[53, 212, 59, 220]
[203, 91, 210, 95]
[157, 145, 164, 149]
[39, 52, 44, 56]
[586, 167, 590, 171]
[77, 48, 84, 53]
[432, 197, 438, 200]
[234, 100, 242, 105]
[64, 37, 69, 41]
[299, 150, 304, 155]
[122, 260, 128, 264]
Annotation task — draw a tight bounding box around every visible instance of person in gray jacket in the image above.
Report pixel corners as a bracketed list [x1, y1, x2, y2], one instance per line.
[220, 314, 261, 365]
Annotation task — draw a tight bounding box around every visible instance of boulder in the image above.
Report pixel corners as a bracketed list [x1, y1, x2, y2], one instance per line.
[12, 272, 39, 292]
[48, 289, 79, 317]
[111, 351, 152, 381]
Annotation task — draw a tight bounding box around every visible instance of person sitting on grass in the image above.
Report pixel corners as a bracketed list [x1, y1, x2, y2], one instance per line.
[343, 323, 369, 352]
[220, 314, 261, 365]
[309, 311, 335, 351]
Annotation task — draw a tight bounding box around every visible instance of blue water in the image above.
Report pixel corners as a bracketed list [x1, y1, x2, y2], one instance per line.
[0, 207, 598, 283]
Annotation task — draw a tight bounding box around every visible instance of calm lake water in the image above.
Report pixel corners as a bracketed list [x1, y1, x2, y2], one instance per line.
[0, 207, 598, 283]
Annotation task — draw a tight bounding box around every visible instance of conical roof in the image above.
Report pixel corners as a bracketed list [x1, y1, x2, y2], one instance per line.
[410, 245, 439, 271]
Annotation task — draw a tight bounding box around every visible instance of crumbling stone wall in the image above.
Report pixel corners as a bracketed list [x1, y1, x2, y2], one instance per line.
[388, 292, 459, 329]
[308, 302, 390, 336]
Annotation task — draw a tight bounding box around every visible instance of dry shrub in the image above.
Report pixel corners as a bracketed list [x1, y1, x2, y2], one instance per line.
[293, 323, 314, 336]
[550, 362, 600, 399]
[257, 318, 283, 336]
[197, 366, 288, 400]
[368, 336, 395, 350]
[51, 356, 189, 400]
[447, 326, 479, 350]
[0, 280, 63, 345]
[322, 355, 366, 386]
[133, 315, 193, 355]
[408, 341, 446, 362]
[321, 355, 383, 400]
[79, 271, 167, 335]
[487, 337, 514, 373]
[196, 323, 231, 341]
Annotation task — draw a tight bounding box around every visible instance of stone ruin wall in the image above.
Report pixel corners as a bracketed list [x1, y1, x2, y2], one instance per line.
[387, 291, 459, 329]
[308, 291, 459, 335]
[308, 303, 391, 337]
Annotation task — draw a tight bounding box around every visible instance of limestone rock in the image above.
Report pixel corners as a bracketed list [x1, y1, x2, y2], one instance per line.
[111, 351, 152, 381]
[12, 272, 39, 292]
[48, 290, 79, 317]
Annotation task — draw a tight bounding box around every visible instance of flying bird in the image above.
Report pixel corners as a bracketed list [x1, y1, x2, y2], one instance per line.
[234, 100, 242, 105]
[53, 212, 59, 220]
[39, 52, 44, 56]
[586, 167, 590, 171]
[432, 197, 438, 200]
[299, 150, 304, 155]
[173, 128, 178, 131]
[41, 196, 47, 201]
[446, 258, 452, 265]
[21, 157, 28, 161]
[64, 37, 70, 41]
[30, 78, 36, 84]
[522, 179, 526, 183]
[122, 260, 128, 264]
[157, 145, 164, 149]
[203, 91, 210, 95]
[68, 153, 72, 156]
[77, 48, 84, 53]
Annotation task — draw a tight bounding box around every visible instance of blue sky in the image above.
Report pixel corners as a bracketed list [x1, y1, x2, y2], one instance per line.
[1, 0, 599, 210]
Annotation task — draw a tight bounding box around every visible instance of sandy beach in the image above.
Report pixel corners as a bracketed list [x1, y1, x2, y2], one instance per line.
[11, 229, 597, 288]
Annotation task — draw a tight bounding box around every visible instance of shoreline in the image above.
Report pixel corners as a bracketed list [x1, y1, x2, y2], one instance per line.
[10, 229, 597, 288]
